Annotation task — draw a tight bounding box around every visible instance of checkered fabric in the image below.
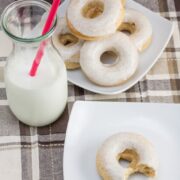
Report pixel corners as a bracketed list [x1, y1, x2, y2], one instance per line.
[0, 0, 180, 179]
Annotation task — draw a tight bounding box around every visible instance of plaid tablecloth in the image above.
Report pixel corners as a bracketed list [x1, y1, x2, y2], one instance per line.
[0, 0, 180, 179]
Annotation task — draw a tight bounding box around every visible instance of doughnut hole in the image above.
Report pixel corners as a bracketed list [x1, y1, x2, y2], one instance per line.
[82, 1, 104, 19]
[118, 22, 136, 35]
[59, 33, 78, 47]
[118, 159, 131, 168]
[118, 149, 156, 179]
[100, 51, 119, 66]
[117, 149, 139, 169]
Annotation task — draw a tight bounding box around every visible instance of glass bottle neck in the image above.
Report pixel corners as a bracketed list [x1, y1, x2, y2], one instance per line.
[13, 38, 52, 49]
[1, 0, 57, 44]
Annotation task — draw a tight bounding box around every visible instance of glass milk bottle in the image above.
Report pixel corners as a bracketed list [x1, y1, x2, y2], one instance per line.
[1, 0, 67, 126]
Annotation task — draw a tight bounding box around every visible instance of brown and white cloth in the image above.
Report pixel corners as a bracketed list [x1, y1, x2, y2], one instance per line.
[0, 0, 180, 179]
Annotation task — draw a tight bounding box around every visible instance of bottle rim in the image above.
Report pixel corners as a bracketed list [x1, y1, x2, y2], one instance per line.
[1, 0, 57, 43]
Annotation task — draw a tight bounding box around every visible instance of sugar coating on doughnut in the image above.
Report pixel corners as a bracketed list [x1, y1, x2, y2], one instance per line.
[52, 17, 83, 65]
[80, 32, 139, 86]
[118, 9, 153, 52]
[96, 132, 158, 180]
[67, 0, 125, 39]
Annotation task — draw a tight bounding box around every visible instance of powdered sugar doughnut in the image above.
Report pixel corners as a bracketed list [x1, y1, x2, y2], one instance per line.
[96, 132, 158, 180]
[52, 18, 83, 69]
[118, 9, 153, 52]
[80, 32, 138, 86]
[67, 0, 125, 40]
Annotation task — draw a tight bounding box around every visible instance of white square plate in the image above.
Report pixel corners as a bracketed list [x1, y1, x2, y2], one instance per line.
[64, 101, 180, 180]
[58, 0, 174, 95]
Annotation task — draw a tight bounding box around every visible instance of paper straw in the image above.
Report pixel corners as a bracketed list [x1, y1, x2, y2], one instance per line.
[29, 0, 61, 76]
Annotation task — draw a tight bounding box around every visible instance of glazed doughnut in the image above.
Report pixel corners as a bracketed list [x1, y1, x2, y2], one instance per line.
[52, 17, 82, 69]
[96, 132, 158, 180]
[80, 32, 139, 86]
[67, 0, 125, 40]
[118, 9, 153, 52]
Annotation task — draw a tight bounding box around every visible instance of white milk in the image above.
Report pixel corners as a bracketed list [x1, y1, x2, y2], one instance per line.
[5, 49, 67, 126]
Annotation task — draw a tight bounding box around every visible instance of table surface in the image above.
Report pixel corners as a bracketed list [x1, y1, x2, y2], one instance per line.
[0, 0, 180, 179]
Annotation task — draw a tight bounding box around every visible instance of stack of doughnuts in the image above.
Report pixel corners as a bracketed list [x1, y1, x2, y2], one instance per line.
[52, 0, 153, 86]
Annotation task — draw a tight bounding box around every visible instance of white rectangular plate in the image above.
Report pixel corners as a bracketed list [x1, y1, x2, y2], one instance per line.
[64, 101, 180, 180]
[58, 0, 174, 95]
